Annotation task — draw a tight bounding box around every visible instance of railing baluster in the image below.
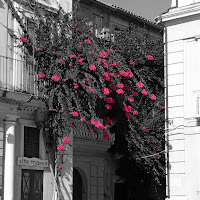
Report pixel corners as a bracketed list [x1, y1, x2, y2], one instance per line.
[0, 55, 41, 97]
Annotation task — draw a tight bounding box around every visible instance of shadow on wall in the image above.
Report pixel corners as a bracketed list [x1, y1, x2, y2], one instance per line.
[58, 154, 73, 200]
[0, 0, 5, 9]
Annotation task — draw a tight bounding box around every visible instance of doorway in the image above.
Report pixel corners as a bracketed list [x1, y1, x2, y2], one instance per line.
[73, 168, 83, 200]
[21, 169, 43, 200]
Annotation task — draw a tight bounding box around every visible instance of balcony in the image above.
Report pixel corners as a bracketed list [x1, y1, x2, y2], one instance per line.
[0, 55, 39, 96]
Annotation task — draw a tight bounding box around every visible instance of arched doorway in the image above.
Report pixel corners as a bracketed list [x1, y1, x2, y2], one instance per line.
[73, 168, 83, 200]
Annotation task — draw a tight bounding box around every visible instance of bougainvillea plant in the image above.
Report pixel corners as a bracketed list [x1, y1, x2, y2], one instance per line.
[11, 1, 165, 189]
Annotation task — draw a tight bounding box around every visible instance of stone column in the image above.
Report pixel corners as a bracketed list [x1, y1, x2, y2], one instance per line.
[3, 114, 19, 200]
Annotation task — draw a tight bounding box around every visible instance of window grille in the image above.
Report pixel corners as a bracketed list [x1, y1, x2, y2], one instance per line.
[24, 126, 40, 158]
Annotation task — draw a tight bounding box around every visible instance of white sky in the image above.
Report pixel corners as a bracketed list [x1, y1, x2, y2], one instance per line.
[101, 0, 172, 22]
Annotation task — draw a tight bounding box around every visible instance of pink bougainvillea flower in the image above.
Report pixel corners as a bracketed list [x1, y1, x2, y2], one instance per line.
[102, 63, 108, 69]
[129, 80, 132, 84]
[133, 111, 138, 115]
[91, 118, 107, 129]
[116, 89, 124, 94]
[57, 53, 60, 55]
[109, 83, 116, 91]
[96, 119, 107, 129]
[99, 51, 108, 58]
[117, 83, 124, 89]
[103, 132, 109, 141]
[108, 47, 114, 52]
[98, 58, 101, 64]
[141, 89, 148, 95]
[71, 112, 79, 117]
[22, 38, 27, 42]
[61, 58, 65, 62]
[128, 68, 133, 78]
[88, 51, 94, 54]
[125, 112, 131, 118]
[138, 137, 141, 139]
[74, 83, 79, 89]
[136, 81, 144, 88]
[111, 62, 117, 68]
[105, 97, 115, 103]
[97, 96, 102, 100]
[150, 94, 156, 100]
[51, 75, 61, 81]
[128, 96, 134, 102]
[124, 105, 131, 112]
[146, 55, 154, 60]
[124, 84, 130, 91]
[91, 118, 96, 125]
[105, 104, 112, 109]
[81, 116, 86, 121]
[62, 136, 70, 143]
[86, 86, 94, 91]
[85, 39, 92, 45]
[85, 78, 88, 81]
[78, 58, 84, 64]
[38, 73, 45, 78]
[89, 64, 96, 71]
[59, 165, 63, 168]
[119, 70, 129, 77]
[36, 48, 42, 51]
[130, 60, 135, 65]
[103, 117, 112, 124]
[70, 55, 76, 58]
[57, 144, 64, 151]
[70, 124, 74, 129]
[132, 91, 138, 96]
[160, 106, 165, 110]
[89, 130, 94, 136]
[142, 126, 146, 130]
[104, 72, 111, 82]
[102, 88, 111, 95]
[71, 25, 77, 30]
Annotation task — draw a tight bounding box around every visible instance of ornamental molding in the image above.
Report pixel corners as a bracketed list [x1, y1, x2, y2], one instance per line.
[74, 129, 114, 144]
[162, 2, 200, 23]
[0, 97, 22, 106]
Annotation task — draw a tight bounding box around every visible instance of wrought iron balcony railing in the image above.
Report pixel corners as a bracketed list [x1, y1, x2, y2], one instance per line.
[0, 55, 39, 95]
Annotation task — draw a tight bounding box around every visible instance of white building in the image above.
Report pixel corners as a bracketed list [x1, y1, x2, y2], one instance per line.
[161, 0, 200, 199]
[0, 0, 163, 199]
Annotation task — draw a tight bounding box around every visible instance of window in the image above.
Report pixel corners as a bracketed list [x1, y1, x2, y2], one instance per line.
[24, 127, 40, 158]
[93, 13, 103, 31]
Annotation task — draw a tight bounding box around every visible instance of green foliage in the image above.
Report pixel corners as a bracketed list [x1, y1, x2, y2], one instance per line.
[12, 1, 165, 186]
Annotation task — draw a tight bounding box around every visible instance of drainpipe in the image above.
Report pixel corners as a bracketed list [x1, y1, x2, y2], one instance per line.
[164, 25, 170, 199]
[155, 14, 170, 199]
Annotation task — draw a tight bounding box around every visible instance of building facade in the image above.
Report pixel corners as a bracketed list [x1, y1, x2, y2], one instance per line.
[0, 0, 163, 199]
[161, 0, 200, 200]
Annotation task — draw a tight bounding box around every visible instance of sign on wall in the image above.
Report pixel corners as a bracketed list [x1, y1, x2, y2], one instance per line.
[17, 157, 48, 168]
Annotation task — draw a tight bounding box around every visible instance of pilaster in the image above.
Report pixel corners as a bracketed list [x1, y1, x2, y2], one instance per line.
[3, 114, 20, 200]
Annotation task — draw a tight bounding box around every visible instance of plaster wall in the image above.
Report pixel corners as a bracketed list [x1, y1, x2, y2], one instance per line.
[13, 119, 54, 200]
[163, 4, 200, 200]
[74, 155, 106, 200]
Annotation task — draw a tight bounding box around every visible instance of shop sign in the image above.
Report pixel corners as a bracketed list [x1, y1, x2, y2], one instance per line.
[17, 157, 48, 168]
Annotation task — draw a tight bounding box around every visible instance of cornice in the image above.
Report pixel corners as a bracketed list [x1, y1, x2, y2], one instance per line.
[162, 2, 200, 23]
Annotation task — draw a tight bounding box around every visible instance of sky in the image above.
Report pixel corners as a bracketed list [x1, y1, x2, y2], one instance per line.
[100, 0, 172, 22]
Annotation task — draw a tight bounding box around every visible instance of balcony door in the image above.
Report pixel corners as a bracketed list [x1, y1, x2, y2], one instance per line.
[21, 169, 43, 200]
